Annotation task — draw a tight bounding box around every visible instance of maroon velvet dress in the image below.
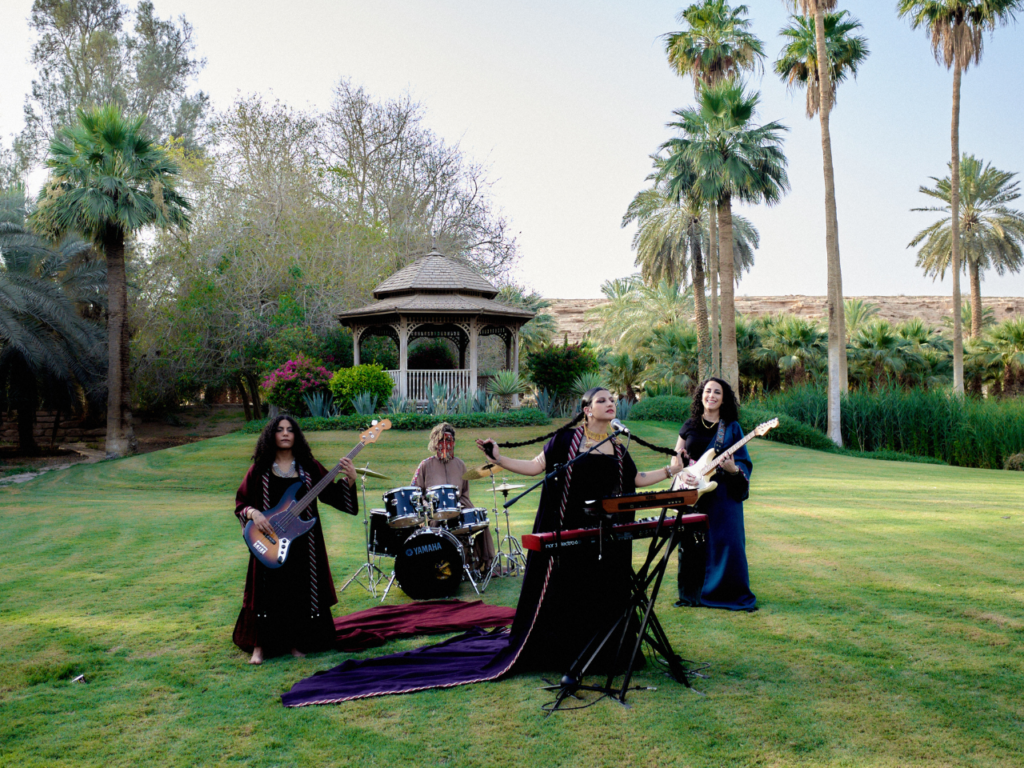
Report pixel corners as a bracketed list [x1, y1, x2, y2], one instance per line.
[232, 461, 358, 657]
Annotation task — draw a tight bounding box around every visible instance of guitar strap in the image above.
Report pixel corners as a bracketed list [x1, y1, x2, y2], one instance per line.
[714, 420, 726, 453]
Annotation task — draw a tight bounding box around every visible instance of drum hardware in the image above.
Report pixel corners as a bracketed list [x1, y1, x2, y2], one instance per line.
[425, 484, 461, 521]
[461, 462, 499, 481]
[339, 463, 391, 598]
[483, 475, 528, 583]
[354, 466, 390, 480]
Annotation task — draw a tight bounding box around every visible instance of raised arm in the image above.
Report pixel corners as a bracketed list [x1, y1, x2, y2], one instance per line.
[476, 438, 546, 477]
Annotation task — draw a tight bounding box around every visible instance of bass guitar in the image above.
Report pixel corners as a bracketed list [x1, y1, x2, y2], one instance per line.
[671, 418, 778, 500]
[242, 419, 391, 568]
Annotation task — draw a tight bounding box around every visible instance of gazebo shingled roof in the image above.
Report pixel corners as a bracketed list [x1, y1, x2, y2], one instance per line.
[371, 253, 499, 299]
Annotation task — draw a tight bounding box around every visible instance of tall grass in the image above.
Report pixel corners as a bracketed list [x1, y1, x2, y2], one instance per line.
[758, 385, 1024, 468]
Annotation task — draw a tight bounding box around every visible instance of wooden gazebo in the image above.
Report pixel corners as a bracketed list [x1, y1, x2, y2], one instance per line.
[338, 252, 535, 401]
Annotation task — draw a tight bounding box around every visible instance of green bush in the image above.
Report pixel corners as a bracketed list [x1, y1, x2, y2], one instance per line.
[630, 395, 691, 424]
[1003, 453, 1024, 471]
[526, 342, 599, 399]
[739, 405, 838, 452]
[329, 364, 394, 414]
[242, 408, 551, 434]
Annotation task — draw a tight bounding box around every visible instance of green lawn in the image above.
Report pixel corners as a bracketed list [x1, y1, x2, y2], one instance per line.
[2, 423, 1023, 767]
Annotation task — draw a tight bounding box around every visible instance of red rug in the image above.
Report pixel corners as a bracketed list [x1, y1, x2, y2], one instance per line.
[333, 599, 515, 652]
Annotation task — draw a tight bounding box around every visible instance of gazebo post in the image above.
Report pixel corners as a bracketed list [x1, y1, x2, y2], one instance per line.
[469, 319, 479, 395]
[399, 318, 409, 399]
[512, 328, 521, 407]
[352, 327, 361, 367]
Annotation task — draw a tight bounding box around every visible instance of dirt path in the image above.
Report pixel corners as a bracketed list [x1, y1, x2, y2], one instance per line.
[0, 405, 248, 484]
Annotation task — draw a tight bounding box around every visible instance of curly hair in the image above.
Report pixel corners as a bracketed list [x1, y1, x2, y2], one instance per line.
[428, 422, 456, 452]
[252, 414, 315, 473]
[691, 377, 739, 424]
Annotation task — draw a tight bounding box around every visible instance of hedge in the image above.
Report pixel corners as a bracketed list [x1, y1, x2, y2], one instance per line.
[243, 408, 551, 434]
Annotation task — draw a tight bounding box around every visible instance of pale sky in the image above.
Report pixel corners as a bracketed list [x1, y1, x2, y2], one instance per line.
[2, 0, 1024, 300]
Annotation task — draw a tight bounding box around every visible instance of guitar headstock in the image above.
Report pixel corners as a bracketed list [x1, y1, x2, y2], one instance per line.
[361, 419, 392, 444]
[752, 418, 779, 437]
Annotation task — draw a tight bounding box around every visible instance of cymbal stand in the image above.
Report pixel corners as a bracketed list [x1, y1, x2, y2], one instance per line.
[484, 475, 527, 581]
[339, 463, 389, 597]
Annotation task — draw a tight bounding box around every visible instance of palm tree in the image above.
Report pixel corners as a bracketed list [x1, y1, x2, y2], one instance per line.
[909, 154, 1024, 339]
[848, 320, 925, 389]
[496, 285, 556, 358]
[622, 159, 760, 379]
[0, 186, 105, 453]
[604, 351, 649, 404]
[661, 79, 789, 394]
[756, 313, 828, 388]
[586, 276, 694, 352]
[643, 322, 701, 394]
[776, 3, 869, 446]
[983, 317, 1024, 395]
[898, 0, 1023, 394]
[844, 298, 880, 336]
[664, 0, 766, 377]
[34, 105, 190, 457]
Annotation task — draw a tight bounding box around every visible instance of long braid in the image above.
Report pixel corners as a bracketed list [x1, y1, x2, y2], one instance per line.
[625, 432, 678, 457]
[499, 411, 585, 449]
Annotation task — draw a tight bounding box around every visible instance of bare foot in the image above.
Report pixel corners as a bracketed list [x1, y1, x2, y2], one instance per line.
[290, 648, 306, 658]
[249, 646, 264, 665]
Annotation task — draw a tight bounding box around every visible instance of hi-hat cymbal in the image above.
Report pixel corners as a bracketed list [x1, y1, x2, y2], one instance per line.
[462, 463, 498, 481]
[354, 466, 390, 479]
[493, 482, 524, 493]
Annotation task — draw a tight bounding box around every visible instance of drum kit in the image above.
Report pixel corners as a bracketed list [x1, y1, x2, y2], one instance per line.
[340, 462, 528, 602]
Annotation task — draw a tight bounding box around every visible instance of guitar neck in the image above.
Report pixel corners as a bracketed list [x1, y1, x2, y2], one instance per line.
[708, 431, 756, 472]
[290, 442, 364, 516]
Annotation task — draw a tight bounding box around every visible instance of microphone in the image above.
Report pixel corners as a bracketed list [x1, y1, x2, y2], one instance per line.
[610, 418, 629, 434]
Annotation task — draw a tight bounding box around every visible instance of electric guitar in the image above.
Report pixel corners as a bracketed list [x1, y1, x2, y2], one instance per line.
[671, 418, 778, 500]
[242, 419, 391, 568]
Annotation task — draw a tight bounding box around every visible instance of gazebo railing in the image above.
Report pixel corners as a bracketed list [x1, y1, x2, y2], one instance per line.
[388, 369, 474, 401]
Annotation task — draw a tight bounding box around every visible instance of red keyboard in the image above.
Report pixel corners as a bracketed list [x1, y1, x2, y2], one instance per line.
[521, 513, 708, 553]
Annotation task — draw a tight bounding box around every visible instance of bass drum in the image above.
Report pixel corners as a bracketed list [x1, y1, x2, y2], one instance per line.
[394, 528, 465, 599]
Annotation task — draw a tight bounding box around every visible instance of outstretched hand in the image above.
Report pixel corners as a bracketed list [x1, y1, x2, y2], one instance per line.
[476, 438, 502, 463]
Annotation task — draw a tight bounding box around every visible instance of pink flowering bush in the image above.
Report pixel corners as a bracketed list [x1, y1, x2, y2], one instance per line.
[261, 354, 333, 415]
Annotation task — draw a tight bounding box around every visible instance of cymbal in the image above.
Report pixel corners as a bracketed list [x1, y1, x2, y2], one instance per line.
[493, 482, 524, 493]
[354, 466, 390, 479]
[462, 463, 498, 481]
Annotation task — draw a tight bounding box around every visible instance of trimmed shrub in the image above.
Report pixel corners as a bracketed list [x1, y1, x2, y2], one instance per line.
[739, 405, 838, 452]
[242, 407, 551, 434]
[261, 355, 332, 415]
[526, 342, 599, 399]
[630, 395, 691, 424]
[1005, 453, 1024, 471]
[329, 364, 394, 414]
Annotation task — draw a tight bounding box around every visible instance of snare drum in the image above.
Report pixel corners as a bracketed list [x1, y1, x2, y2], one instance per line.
[425, 484, 460, 520]
[447, 507, 490, 535]
[394, 528, 465, 599]
[368, 509, 414, 557]
[383, 487, 425, 528]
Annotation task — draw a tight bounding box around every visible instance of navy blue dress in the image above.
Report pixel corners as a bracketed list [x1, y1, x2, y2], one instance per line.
[678, 418, 756, 611]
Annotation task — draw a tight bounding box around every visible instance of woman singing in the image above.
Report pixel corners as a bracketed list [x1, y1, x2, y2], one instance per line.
[477, 387, 679, 672]
[671, 378, 756, 611]
[233, 415, 358, 664]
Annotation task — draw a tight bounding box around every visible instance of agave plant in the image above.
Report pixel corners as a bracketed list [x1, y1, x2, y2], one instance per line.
[535, 388, 556, 417]
[303, 391, 339, 418]
[385, 393, 412, 414]
[572, 371, 606, 397]
[487, 370, 526, 410]
[351, 391, 379, 416]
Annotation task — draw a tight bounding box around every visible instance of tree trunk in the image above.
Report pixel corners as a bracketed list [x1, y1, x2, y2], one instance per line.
[13, 357, 39, 456]
[969, 259, 983, 340]
[237, 376, 253, 422]
[104, 228, 136, 458]
[950, 61, 964, 394]
[814, 5, 844, 447]
[709, 201, 720, 377]
[717, 195, 739, 393]
[244, 372, 263, 417]
[690, 219, 711, 380]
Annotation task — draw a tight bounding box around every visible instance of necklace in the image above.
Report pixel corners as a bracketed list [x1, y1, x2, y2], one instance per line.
[584, 425, 610, 445]
[701, 416, 719, 430]
[272, 459, 297, 478]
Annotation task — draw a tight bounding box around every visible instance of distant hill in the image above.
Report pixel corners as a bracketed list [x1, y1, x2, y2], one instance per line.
[546, 296, 1024, 345]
